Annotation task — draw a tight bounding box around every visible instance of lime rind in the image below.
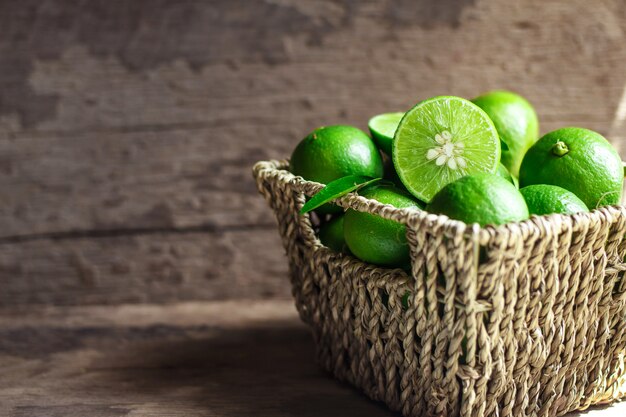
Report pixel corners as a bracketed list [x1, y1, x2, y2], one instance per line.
[393, 96, 501, 202]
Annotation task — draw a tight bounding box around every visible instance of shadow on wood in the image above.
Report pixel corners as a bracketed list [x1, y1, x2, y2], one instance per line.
[1, 317, 397, 416]
[1, 301, 622, 416]
[94, 322, 398, 417]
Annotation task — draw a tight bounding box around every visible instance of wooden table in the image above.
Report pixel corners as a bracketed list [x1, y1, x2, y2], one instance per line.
[1, 300, 623, 417]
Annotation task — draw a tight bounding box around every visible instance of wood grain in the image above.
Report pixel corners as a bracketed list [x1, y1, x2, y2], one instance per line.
[3, 0, 626, 304]
[0, 300, 398, 417]
[0, 300, 621, 416]
[0, 126, 285, 238]
[0, 228, 290, 306]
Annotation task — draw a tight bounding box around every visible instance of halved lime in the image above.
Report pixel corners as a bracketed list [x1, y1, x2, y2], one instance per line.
[393, 96, 500, 202]
[368, 112, 404, 155]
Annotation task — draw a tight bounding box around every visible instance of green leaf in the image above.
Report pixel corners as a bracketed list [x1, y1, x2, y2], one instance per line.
[300, 175, 382, 214]
[500, 139, 509, 151]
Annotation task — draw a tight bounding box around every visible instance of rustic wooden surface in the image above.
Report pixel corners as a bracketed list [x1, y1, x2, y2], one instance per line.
[0, 300, 623, 417]
[3, 0, 626, 305]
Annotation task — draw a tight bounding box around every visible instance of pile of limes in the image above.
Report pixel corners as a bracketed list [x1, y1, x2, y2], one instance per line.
[289, 91, 624, 268]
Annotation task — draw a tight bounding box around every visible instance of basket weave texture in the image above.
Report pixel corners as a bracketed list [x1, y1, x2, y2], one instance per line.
[254, 159, 626, 417]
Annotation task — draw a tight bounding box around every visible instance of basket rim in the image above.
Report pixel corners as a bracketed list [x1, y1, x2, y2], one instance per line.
[253, 159, 626, 245]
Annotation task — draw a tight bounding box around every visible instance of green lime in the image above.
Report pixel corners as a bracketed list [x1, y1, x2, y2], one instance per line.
[393, 96, 500, 203]
[426, 173, 529, 226]
[519, 127, 623, 209]
[319, 215, 348, 253]
[344, 185, 422, 267]
[290, 125, 384, 213]
[471, 90, 539, 177]
[520, 184, 588, 216]
[368, 112, 404, 156]
[290, 125, 384, 182]
[495, 163, 514, 185]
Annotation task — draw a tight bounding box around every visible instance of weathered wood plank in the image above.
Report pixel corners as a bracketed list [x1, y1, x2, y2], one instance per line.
[0, 228, 291, 306]
[0, 125, 292, 238]
[1, 0, 626, 238]
[0, 300, 621, 416]
[3, 0, 626, 306]
[0, 0, 624, 136]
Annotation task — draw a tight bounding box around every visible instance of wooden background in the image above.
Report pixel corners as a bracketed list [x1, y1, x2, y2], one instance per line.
[2, 0, 626, 307]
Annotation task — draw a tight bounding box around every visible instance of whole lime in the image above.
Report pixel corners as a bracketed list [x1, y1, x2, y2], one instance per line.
[472, 90, 539, 177]
[290, 125, 383, 183]
[495, 163, 514, 185]
[519, 127, 623, 209]
[318, 215, 348, 253]
[343, 185, 422, 267]
[290, 125, 384, 213]
[426, 173, 529, 226]
[520, 184, 588, 216]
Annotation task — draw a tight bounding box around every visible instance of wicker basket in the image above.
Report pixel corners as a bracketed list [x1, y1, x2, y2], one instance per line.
[253, 159, 626, 417]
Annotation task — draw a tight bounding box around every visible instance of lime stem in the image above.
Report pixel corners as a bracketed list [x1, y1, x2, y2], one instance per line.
[551, 141, 569, 156]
